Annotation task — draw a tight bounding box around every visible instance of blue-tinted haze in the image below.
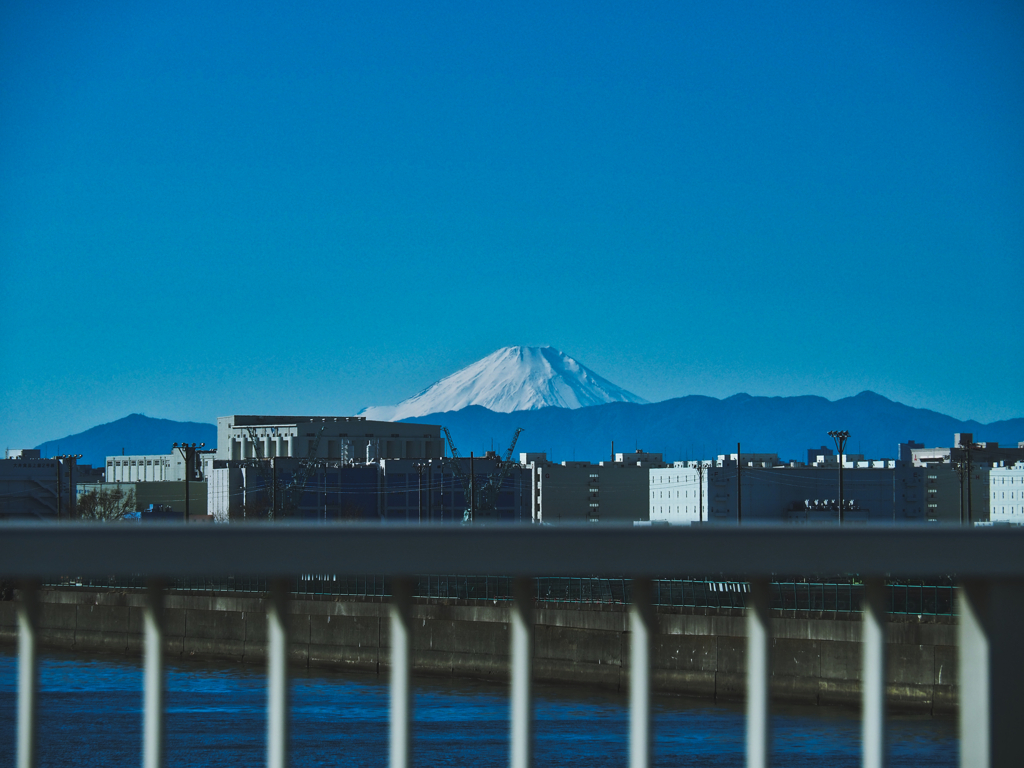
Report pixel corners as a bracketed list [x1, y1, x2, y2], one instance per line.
[1, 1, 1021, 449]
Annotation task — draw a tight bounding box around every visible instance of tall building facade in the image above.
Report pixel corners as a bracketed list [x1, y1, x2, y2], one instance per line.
[524, 451, 666, 524]
[216, 415, 444, 463]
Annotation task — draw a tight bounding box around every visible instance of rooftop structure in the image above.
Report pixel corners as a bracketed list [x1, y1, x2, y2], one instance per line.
[216, 415, 444, 463]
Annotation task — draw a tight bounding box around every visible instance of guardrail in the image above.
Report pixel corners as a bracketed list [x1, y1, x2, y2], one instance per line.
[3, 524, 1024, 768]
[48, 574, 957, 616]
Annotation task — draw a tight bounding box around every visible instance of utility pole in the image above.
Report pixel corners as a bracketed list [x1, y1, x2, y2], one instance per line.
[953, 459, 968, 525]
[828, 431, 850, 525]
[469, 452, 476, 523]
[56, 457, 62, 521]
[963, 442, 975, 525]
[693, 461, 709, 524]
[736, 442, 742, 524]
[173, 442, 205, 524]
[413, 461, 428, 524]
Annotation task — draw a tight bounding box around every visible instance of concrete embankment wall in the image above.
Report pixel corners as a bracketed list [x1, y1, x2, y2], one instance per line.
[0, 589, 957, 712]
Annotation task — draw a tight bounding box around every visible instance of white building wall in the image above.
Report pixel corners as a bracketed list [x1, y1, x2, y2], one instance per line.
[208, 467, 243, 523]
[106, 451, 215, 484]
[649, 463, 707, 525]
[989, 463, 1024, 524]
[651, 457, 918, 525]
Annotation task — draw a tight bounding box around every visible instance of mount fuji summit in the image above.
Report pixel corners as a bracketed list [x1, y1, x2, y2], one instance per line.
[358, 346, 648, 421]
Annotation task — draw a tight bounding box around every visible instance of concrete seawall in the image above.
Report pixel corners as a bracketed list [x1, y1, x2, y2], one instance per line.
[0, 588, 957, 712]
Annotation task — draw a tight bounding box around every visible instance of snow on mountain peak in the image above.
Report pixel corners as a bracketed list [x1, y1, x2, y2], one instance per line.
[358, 346, 647, 420]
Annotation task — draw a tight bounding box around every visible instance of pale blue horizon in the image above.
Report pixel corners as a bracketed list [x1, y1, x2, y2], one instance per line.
[2, 1, 1022, 449]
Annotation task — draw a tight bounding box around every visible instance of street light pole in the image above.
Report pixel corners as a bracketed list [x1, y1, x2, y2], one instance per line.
[953, 459, 967, 525]
[828, 431, 850, 525]
[173, 442, 205, 524]
[962, 442, 975, 525]
[736, 442, 742, 525]
[693, 460, 709, 524]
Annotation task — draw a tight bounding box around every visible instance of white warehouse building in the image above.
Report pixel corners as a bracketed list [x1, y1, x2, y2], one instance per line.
[651, 452, 916, 525]
[989, 462, 1024, 524]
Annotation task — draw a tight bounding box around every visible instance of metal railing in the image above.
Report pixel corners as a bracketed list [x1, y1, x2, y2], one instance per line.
[3, 524, 1024, 768]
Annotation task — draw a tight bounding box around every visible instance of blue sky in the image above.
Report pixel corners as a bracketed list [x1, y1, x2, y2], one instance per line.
[2, 1, 1022, 449]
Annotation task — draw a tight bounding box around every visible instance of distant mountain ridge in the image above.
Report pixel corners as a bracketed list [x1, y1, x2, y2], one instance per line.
[401, 390, 1024, 464]
[34, 414, 216, 467]
[358, 346, 647, 421]
[30, 393, 1022, 470]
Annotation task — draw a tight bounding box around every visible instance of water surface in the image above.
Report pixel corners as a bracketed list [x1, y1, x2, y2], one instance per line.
[0, 648, 957, 766]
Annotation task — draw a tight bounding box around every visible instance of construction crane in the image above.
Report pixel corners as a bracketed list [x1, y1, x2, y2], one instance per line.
[440, 427, 471, 521]
[442, 426, 523, 523]
[475, 428, 524, 517]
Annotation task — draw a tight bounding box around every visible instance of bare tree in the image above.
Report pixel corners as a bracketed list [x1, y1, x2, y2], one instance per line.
[77, 487, 137, 522]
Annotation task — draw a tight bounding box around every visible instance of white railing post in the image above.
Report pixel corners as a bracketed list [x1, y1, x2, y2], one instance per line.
[959, 580, 1024, 768]
[143, 580, 165, 768]
[747, 579, 771, 768]
[862, 578, 886, 768]
[390, 578, 413, 768]
[17, 581, 39, 768]
[267, 579, 290, 768]
[630, 578, 653, 768]
[510, 577, 534, 768]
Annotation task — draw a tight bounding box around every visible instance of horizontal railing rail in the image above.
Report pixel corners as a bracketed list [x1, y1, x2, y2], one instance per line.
[43, 574, 957, 616]
[3, 524, 1023, 768]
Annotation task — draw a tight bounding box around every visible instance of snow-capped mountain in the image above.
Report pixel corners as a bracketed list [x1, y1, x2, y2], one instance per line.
[359, 346, 648, 421]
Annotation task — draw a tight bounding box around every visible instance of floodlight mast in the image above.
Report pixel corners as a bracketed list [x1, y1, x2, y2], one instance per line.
[173, 442, 205, 524]
[827, 431, 850, 525]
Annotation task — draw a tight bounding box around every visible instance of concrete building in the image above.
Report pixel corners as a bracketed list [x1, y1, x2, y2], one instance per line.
[208, 460, 378, 523]
[523, 450, 666, 524]
[216, 415, 444, 463]
[207, 455, 528, 524]
[650, 452, 911, 525]
[381, 456, 529, 524]
[1, 454, 101, 521]
[989, 462, 1024, 524]
[904, 434, 1024, 524]
[105, 450, 215, 483]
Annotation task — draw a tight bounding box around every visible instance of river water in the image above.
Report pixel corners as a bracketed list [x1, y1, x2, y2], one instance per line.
[0, 648, 956, 766]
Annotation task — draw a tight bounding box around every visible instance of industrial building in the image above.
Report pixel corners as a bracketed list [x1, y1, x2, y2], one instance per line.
[216, 415, 444, 463]
[208, 460, 378, 523]
[989, 462, 1024, 524]
[650, 452, 912, 525]
[207, 455, 528, 524]
[105, 450, 215, 483]
[523, 450, 666, 524]
[380, 456, 528, 524]
[904, 434, 1024, 524]
[1, 451, 102, 521]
